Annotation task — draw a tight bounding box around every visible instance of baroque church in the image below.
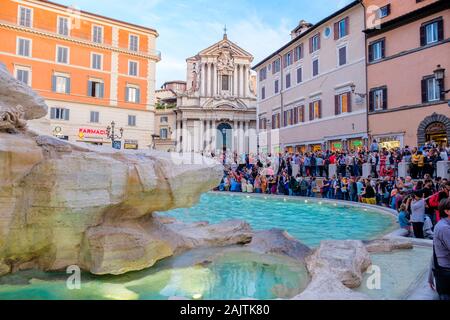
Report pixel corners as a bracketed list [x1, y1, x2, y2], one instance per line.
[174, 31, 257, 154]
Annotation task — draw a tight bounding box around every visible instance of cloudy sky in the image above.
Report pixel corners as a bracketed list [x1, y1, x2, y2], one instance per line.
[55, 0, 354, 87]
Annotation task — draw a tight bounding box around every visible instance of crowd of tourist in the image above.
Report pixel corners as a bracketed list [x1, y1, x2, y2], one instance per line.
[214, 141, 449, 235]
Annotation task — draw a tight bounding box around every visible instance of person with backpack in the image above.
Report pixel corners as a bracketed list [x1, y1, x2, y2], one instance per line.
[429, 198, 450, 300]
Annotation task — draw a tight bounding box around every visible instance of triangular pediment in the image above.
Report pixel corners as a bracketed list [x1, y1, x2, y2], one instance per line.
[198, 36, 253, 60]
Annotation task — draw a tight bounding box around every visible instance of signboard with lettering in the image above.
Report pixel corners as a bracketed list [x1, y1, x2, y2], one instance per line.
[124, 140, 139, 150]
[78, 128, 107, 141]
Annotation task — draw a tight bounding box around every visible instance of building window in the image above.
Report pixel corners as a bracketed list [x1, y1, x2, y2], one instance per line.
[296, 67, 302, 84]
[128, 115, 137, 127]
[272, 113, 280, 129]
[309, 100, 322, 120]
[88, 80, 104, 98]
[18, 6, 32, 28]
[126, 86, 140, 103]
[421, 19, 443, 46]
[160, 116, 168, 123]
[274, 80, 279, 94]
[338, 46, 347, 66]
[312, 59, 319, 77]
[56, 46, 69, 64]
[335, 92, 351, 115]
[297, 105, 305, 123]
[272, 58, 281, 74]
[15, 67, 31, 85]
[335, 17, 349, 39]
[285, 73, 291, 89]
[310, 34, 320, 53]
[90, 111, 99, 123]
[92, 25, 103, 44]
[58, 17, 70, 36]
[422, 76, 442, 102]
[261, 86, 266, 100]
[160, 128, 168, 139]
[129, 34, 139, 52]
[259, 67, 267, 81]
[369, 39, 385, 62]
[91, 53, 102, 70]
[52, 75, 70, 94]
[294, 44, 303, 61]
[17, 38, 31, 57]
[50, 107, 70, 120]
[283, 52, 292, 68]
[369, 87, 387, 111]
[221, 75, 230, 91]
[129, 61, 138, 76]
[378, 5, 391, 18]
[259, 117, 267, 130]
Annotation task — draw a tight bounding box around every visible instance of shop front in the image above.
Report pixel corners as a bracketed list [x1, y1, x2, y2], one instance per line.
[310, 144, 322, 152]
[349, 138, 364, 151]
[329, 140, 344, 152]
[77, 127, 108, 145]
[296, 145, 307, 153]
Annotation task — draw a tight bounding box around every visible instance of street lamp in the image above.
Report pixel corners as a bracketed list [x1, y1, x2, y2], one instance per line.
[350, 84, 367, 98]
[433, 65, 450, 94]
[106, 121, 124, 144]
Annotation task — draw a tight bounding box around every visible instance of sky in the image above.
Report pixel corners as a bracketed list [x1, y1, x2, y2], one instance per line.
[55, 0, 354, 87]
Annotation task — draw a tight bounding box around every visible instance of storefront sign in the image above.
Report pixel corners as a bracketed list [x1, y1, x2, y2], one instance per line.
[124, 140, 139, 150]
[78, 128, 107, 141]
[112, 141, 122, 150]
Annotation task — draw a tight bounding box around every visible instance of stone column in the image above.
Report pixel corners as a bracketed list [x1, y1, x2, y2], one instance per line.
[233, 64, 238, 96]
[213, 65, 217, 96]
[182, 119, 188, 152]
[176, 120, 181, 152]
[199, 119, 204, 152]
[243, 65, 247, 98]
[239, 65, 244, 97]
[212, 120, 217, 153]
[244, 121, 249, 153]
[201, 63, 206, 96]
[206, 63, 211, 97]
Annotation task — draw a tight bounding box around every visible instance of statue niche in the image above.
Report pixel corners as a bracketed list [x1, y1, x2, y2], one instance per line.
[217, 49, 234, 75]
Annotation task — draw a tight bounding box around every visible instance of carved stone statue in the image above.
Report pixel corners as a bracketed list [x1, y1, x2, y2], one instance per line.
[217, 49, 234, 73]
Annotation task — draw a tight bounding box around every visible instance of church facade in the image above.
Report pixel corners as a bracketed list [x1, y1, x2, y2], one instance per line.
[174, 33, 257, 154]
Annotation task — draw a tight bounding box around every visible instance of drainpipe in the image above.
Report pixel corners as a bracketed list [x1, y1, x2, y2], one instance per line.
[279, 53, 284, 154]
[361, 0, 370, 149]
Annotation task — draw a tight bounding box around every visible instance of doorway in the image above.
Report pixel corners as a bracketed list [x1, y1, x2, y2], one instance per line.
[216, 123, 232, 152]
[425, 122, 448, 148]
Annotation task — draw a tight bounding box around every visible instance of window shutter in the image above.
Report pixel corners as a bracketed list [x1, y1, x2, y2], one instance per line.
[317, 33, 321, 50]
[381, 40, 385, 58]
[125, 87, 129, 102]
[369, 91, 374, 112]
[437, 19, 444, 41]
[386, 4, 391, 16]
[52, 75, 56, 92]
[318, 100, 322, 118]
[421, 79, 428, 103]
[439, 79, 445, 101]
[345, 17, 349, 36]
[309, 103, 313, 121]
[100, 83, 104, 98]
[50, 107, 56, 119]
[136, 88, 140, 103]
[65, 77, 70, 94]
[301, 106, 305, 122]
[87, 81, 93, 96]
[382, 88, 388, 110]
[64, 108, 70, 121]
[368, 44, 373, 62]
[309, 37, 313, 53]
[347, 92, 352, 113]
[420, 25, 426, 46]
[335, 95, 340, 115]
[300, 44, 304, 59]
[334, 22, 339, 40]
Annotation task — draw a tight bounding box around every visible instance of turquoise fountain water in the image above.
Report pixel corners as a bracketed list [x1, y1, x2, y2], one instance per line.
[158, 193, 397, 247]
[0, 193, 397, 300]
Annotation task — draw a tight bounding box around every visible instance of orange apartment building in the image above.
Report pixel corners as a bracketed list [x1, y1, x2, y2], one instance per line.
[363, 0, 450, 149]
[0, 0, 161, 149]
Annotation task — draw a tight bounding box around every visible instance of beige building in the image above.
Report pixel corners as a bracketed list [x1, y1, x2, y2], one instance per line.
[253, 0, 368, 154]
[175, 32, 258, 154]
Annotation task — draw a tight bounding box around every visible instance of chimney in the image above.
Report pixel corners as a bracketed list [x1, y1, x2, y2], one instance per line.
[291, 20, 313, 39]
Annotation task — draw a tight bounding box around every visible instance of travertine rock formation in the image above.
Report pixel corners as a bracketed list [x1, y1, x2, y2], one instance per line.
[0, 62, 227, 276]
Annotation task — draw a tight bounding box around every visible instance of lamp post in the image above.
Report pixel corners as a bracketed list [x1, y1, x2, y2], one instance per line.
[433, 65, 450, 94]
[106, 121, 124, 145]
[350, 84, 367, 98]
